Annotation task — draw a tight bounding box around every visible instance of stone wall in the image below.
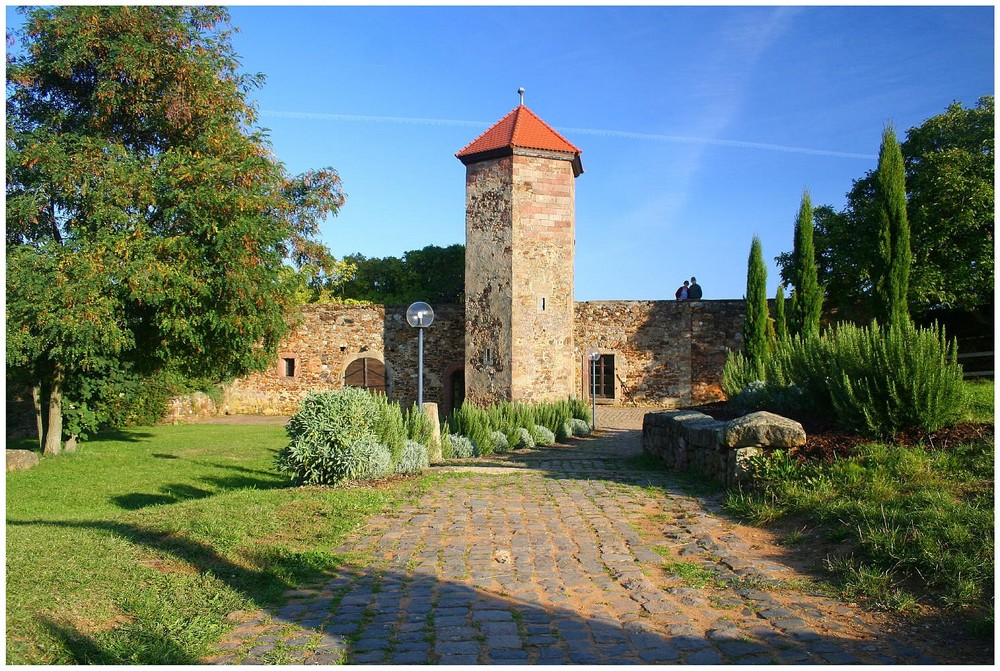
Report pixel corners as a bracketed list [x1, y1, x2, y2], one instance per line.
[574, 300, 744, 406]
[207, 300, 745, 418]
[641, 410, 806, 487]
[5, 299, 747, 432]
[224, 303, 384, 414]
[223, 302, 466, 416]
[383, 303, 466, 411]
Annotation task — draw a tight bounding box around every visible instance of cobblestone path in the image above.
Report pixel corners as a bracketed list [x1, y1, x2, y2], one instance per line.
[206, 408, 943, 665]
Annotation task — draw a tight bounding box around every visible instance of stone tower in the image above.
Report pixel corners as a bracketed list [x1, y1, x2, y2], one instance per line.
[456, 102, 583, 405]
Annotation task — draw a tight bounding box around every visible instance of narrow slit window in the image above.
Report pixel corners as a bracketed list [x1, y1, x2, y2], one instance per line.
[282, 357, 296, 378]
[540, 297, 547, 311]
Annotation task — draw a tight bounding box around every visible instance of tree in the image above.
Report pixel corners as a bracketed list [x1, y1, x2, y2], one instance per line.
[904, 96, 994, 314]
[6, 7, 345, 453]
[773, 285, 789, 342]
[335, 244, 465, 304]
[743, 236, 770, 376]
[776, 97, 993, 321]
[873, 124, 911, 327]
[788, 190, 823, 337]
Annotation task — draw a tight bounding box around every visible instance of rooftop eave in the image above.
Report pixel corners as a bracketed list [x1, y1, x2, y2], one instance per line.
[457, 145, 584, 178]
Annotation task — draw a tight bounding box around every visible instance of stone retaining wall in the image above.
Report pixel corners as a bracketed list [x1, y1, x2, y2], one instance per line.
[642, 409, 805, 486]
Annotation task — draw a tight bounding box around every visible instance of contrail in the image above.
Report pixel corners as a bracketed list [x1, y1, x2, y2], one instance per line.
[559, 126, 876, 160]
[261, 109, 875, 160]
[262, 110, 485, 128]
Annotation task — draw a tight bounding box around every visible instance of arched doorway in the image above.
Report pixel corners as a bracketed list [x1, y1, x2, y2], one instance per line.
[443, 364, 465, 416]
[344, 357, 387, 394]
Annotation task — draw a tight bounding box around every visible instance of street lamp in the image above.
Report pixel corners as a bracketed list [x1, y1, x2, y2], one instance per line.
[586, 348, 601, 431]
[406, 302, 435, 407]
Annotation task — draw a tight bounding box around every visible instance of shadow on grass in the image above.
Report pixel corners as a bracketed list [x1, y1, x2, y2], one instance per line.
[109, 464, 290, 510]
[10, 516, 340, 664]
[110, 483, 218, 510]
[93, 428, 157, 443]
[38, 614, 200, 665]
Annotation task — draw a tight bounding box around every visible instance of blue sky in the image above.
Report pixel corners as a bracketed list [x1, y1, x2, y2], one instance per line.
[6, 5, 994, 300]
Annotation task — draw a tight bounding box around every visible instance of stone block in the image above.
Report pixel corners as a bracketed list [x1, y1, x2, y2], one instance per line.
[723, 411, 805, 448]
[728, 446, 762, 484]
[680, 416, 725, 447]
[7, 449, 39, 472]
[423, 402, 442, 463]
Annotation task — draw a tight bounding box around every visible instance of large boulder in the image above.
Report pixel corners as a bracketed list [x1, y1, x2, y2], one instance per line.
[723, 411, 806, 448]
[6, 449, 39, 472]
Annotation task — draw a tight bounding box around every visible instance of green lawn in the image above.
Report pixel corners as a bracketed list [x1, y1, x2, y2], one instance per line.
[725, 380, 994, 629]
[6, 424, 428, 664]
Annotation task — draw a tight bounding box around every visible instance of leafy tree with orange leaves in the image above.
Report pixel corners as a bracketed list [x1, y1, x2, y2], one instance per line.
[6, 6, 345, 453]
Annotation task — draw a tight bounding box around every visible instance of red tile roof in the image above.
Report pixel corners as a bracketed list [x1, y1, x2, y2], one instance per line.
[456, 105, 582, 165]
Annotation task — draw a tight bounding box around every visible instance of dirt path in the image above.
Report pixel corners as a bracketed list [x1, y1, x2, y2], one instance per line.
[205, 408, 989, 664]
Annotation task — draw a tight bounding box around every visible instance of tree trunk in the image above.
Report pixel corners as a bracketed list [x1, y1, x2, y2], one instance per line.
[32, 382, 45, 451]
[43, 367, 64, 456]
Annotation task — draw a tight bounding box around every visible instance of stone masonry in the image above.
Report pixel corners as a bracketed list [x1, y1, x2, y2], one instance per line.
[460, 104, 580, 406]
[641, 409, 807, 486]
[574, 300, 745, 406]
[224, 303, 465, 416]
[214, 299, 745, 419]
[165, 103, 748, 422]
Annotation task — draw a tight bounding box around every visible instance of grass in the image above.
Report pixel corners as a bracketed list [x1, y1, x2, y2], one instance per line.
[6, 424, 428, 664]
[961, 378, 995, 424]
[724, 380, 994, 625]
[658, 556, 717, 589]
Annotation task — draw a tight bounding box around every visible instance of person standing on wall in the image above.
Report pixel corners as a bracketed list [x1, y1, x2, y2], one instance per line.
[688, 277, 702, 300]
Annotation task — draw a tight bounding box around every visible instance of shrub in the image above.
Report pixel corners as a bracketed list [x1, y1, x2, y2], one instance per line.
[531, 402, 573, 440]
[395, 440, 429, 475]
[731, 380, 768, 409]
[490, 430, 510, 454]
[559, 419, 574, 442]
[824, 321, 964, 435]
[721, 351, 761, 400]
[722, 321, 965, 436]
[566, 398, 591, 422]
[439, 425, 454, 460]
[404, 404, 433, 445]
[371, 393, 406, 466]
[278, 389, 392, 486]
[284, 389, 379, 450]
[448, 434, 477, 459]
[447, 404, 493, 455]
[533, 424, 556, 446]
[513, 427, 535, 450]
[277, 435, 391, 486]
[570, 418, 591, 436]
[339, 437, 392, 481]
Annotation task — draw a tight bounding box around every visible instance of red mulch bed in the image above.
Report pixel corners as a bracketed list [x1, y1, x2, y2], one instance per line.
[686, 401, 994, 463]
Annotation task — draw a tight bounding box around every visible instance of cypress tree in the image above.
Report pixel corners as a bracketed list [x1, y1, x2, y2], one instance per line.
[744, 236, 770, 378]
[874, 124, 912, 327]
[790, 189, 823, 337]
[774, 285, 789, 342]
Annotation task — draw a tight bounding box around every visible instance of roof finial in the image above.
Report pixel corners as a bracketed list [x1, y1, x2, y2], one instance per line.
[517, 87, 525, 106]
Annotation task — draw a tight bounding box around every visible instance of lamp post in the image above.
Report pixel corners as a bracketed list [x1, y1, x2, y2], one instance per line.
[405, 302, 435, 408]
[586, 348, 601, 431]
